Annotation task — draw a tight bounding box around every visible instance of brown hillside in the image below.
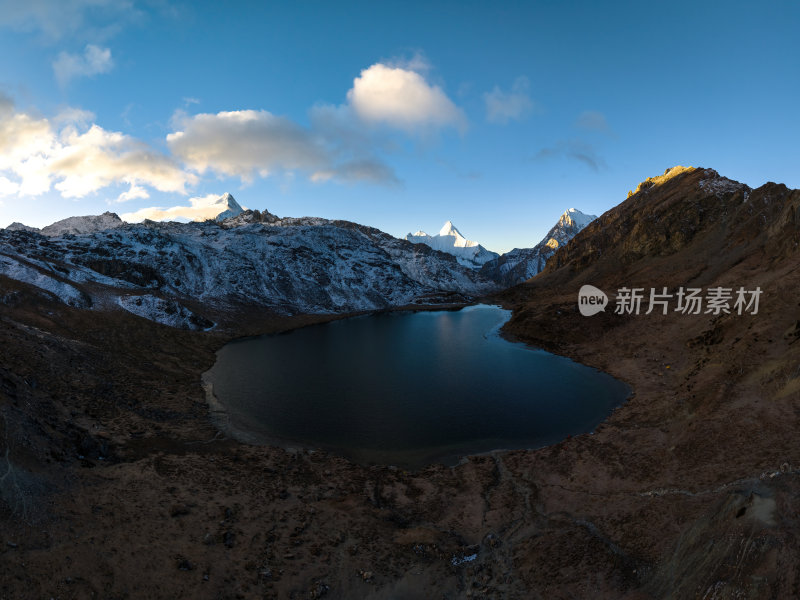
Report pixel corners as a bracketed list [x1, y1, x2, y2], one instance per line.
[495, 166, 800, 597]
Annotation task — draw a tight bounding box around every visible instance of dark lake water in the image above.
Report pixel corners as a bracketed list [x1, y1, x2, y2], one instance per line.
[204, 305, 629, 469]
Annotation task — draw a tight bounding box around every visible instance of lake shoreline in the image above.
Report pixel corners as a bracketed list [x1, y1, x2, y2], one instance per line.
[202, 303, 629, 471]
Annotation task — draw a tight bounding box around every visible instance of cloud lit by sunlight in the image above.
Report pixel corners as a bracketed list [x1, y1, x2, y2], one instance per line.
[347, 63, 466, 133]
[0, 97, 194, 199]
[167, 109, 399, 185]
[120, 193, 242, 223]
[167, 110, 329, 179]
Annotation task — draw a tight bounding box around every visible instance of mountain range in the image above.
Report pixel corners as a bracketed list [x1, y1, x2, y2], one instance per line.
[0, 204, 500, 329]
[403, 209, 596, 287]
[0, 195, 594, 329]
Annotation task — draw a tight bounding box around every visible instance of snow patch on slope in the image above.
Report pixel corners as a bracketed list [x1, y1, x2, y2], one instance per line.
[41, 212, 124, 237]
[0, 254, 91, 307]
[699, 170, 748, 198]
[5, 223, 39, 233]
[117, 295, 214, 330]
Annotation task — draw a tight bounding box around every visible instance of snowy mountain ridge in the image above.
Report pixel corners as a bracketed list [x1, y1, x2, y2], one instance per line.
[406, 221, 499, 268]
[479, 208, 597, 287]
[9, 211, 127, 237]
[0, 209, 500, 330]
[7, 193, 246, 236]
[560, 208, 595, 230]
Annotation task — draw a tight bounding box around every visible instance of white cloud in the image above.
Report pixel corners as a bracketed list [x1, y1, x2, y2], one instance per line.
[347, 63, 466, 133]
[116, 182, 149, 203]
[53, 44, 114, 87]
[167, 109, 398, 184]
[1, 57, 464, 208]
[0, 98, 194, 199]
[53, 106, 96, 126]
[165, 60, 465, 186]
[0, 176, 20, 196]
[167, 110, 329, 179]
[484, 76, 534, 124]
[50, 123, 192, 197]
[121, 193, 242, 223]
[0, 101, 59, 195]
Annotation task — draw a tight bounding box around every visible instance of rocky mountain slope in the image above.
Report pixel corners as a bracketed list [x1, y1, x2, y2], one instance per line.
[0, 208, 499, 329]
[7, 211, 126, 237]
[406, 221, 499, 268]
[492, 165, 800, 597]
[479, 207, 596, 287]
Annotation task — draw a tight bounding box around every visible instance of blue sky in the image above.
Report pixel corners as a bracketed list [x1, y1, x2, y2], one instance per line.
[0, 0, 798, 253]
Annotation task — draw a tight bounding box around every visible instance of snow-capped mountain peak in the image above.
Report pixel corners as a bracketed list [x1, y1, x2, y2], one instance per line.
[550, 208, 597, 247]
[214, 193, 244, 221]
[406, 221, 498, 268]
[438, 220, 464, 239]
[479, 207, 597, 286]
[560, 208, 595, 229]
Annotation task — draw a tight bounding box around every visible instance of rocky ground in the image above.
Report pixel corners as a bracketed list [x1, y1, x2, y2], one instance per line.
[2, 167, 800, 598]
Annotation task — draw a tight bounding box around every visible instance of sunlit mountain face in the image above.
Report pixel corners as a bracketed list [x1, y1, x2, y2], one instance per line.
[406, 220, 499, 268]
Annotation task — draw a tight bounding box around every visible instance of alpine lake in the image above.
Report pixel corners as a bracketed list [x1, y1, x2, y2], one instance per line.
[204, 304, 630, 470]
